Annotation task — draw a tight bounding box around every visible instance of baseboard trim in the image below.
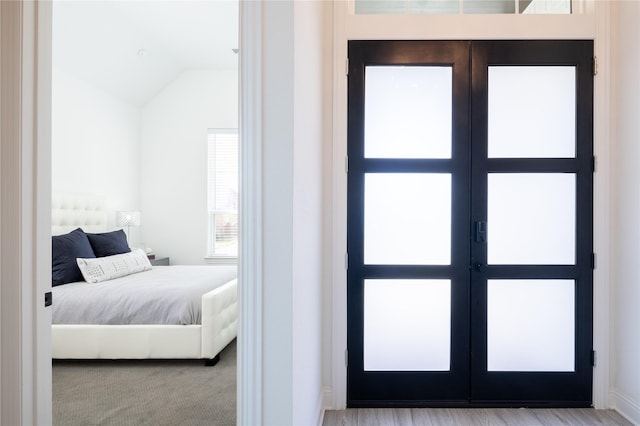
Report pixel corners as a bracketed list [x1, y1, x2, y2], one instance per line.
[318, 386, 334, 425]
[315, 388, 328, 426]
[610, 388, 640, 425]
[322, 386, 334, 409]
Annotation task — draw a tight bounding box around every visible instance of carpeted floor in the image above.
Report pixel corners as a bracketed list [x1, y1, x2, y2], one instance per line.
[53, 339, 236, 426]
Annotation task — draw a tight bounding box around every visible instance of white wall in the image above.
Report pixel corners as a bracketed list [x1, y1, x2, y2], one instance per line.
[52, 67, 238, 256]
[610, 1, 640, 423]
[292, 1, 327, 424]
[260, 1, 327, 424]
[139, 69, 238, 265]
[51, 68, 141, 234]
[262, 2, 294, 423]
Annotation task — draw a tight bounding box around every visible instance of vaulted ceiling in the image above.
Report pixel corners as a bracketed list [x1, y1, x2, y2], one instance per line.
[53, 1, 238, 107]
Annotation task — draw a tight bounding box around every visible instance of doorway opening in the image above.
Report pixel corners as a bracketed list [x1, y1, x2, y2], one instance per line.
[50, 1, 240, 423]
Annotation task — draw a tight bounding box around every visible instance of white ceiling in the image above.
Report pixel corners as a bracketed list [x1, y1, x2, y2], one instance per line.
[53, 1, 239, 107]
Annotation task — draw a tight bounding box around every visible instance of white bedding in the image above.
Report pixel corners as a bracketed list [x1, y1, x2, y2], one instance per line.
[52, 265, 237, 325]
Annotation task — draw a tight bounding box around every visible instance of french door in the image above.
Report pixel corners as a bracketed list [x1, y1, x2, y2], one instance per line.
[346, 40, 593, 407]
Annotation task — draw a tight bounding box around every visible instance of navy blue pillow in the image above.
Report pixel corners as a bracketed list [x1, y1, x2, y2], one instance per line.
[52, 228, 95, 286]
[86, 229, 131, 257]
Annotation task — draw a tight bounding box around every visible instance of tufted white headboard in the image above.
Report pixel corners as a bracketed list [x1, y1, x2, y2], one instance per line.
[52, 192, 108, 235]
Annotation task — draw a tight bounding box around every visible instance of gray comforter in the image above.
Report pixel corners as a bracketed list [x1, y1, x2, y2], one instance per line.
[52, 265, 237, 325]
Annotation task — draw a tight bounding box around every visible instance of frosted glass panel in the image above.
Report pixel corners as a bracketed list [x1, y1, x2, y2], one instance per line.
[365, 173, 451, 265]
[488, 67, 575, 158]
[488, 173, 575, 265]
[365, 66, 452, 158]
[364, 279, 451, 371]
[356, 0, 407, 14]
[488, 280, 575, 371]
[355, 0, 460, 15]
[353, 0, 570, 14]
[521, 0, 571, 14]
[464, 0, 514, 14]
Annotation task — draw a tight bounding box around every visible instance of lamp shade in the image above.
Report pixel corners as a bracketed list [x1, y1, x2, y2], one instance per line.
[116, 211, 141, 227]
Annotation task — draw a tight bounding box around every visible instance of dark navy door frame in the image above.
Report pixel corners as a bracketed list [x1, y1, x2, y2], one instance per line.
[346, 40, 594, 407]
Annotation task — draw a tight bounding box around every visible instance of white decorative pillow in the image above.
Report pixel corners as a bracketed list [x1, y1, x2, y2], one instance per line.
[77, 248, 152, 283]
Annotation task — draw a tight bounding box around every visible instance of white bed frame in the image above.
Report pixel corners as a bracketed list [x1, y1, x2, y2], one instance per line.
[51, 192, 237, 362]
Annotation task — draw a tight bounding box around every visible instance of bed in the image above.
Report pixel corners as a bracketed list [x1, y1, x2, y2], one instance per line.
[51, 192, 237, 364]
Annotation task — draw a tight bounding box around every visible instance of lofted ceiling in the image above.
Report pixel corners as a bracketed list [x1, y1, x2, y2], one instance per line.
[53, 0, 239, 107]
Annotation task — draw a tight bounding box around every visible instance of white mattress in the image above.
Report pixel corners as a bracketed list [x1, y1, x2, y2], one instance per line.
[52, 265, 237, 325]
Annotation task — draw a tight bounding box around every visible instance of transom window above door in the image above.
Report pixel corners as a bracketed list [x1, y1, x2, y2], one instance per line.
[354, 0, 574, 15]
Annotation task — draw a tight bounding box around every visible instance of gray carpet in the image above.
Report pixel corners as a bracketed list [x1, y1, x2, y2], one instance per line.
[53, 339, 236, 426]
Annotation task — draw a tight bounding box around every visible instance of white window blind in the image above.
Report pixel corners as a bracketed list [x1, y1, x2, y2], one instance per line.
[207, 129, 238, 257]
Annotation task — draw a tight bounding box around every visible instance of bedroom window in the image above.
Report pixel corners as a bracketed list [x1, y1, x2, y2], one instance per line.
[207, 129, 238, 261]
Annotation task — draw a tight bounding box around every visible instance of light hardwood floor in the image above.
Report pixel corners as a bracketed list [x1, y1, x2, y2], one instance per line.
[323, 408, 633, 426]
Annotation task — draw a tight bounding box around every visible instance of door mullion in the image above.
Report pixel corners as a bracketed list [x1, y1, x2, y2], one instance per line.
[469, 41, 490, 403]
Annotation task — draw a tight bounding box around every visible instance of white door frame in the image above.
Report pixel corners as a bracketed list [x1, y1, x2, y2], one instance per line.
[2, 1, 263, 424]
[0, 1, 53, 424]
[238, 1, 263, 424]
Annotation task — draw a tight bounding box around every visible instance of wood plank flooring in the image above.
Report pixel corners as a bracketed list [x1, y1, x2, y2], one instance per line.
[323, 408, 633, 426]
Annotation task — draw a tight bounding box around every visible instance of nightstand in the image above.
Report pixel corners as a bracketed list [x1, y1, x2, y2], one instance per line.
[149, 257, 170, 266]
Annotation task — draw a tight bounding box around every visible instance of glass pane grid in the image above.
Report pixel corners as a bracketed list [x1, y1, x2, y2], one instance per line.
[487, 279, 575, 372]
[488, 66, 576, 159]
[488, 173, 576, 265]
[364, 279, 451, 371]
[364, 173, 451, 265]
[365, 66, 452, 159]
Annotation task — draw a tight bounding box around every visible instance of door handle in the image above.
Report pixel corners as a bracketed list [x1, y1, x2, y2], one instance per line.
[475, 221, 487, 243]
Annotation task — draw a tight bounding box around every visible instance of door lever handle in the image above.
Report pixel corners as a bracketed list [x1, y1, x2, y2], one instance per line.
[475, 221, 487, 243]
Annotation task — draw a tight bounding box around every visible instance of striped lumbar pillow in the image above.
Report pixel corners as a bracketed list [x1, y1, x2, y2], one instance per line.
[77, 248, 152, 283]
